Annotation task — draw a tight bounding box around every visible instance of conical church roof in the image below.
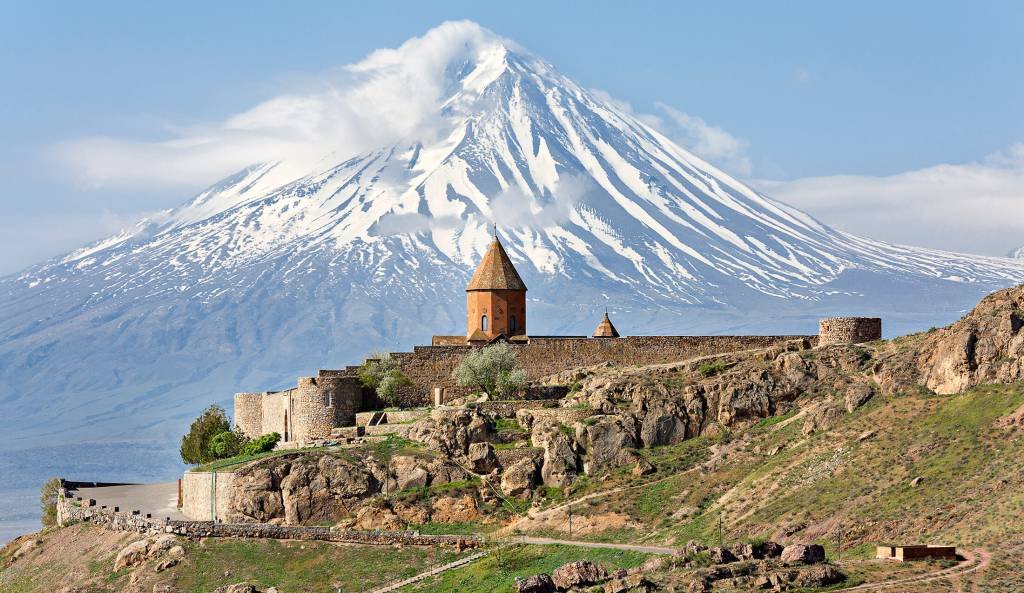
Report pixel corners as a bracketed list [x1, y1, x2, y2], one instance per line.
[593, 312, 620, 338]
[467, 236, 528, 291]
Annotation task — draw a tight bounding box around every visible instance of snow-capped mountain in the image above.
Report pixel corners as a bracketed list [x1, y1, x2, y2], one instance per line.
[3, 22, 1024, 453]
[1008, 246, 1024, 259]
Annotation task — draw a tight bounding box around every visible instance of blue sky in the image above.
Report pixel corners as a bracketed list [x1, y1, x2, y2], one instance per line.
[2, 1, 1022, 273]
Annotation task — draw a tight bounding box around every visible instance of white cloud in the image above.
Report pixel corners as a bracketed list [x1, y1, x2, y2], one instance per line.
[755, 144, 1024, 256]
[50, 20, 510, 190]
[646, 103, 752, 176]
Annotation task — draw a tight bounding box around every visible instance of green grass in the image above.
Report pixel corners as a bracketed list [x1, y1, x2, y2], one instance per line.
[411, 521, 496, 535]
[697, 360, 729, 377]
[192, 446, 326, 472]
[403, 544, 652, 593]
[753, 409, 798, 429]
[176, 538, 467, 593]
[495, 418, 525, 433]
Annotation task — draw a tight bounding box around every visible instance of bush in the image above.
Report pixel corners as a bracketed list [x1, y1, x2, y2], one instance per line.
[698, 360, 728, 377]
[359, 353, 413, 406]
[208, 430, 245, 459]
[240, 432, 281, 456]
[40, 477, 61, 527]
[452, 342, 525, 398]
[180, 405, 232, 465]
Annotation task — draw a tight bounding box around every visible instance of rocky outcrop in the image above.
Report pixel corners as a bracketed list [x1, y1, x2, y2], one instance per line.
[515, 573, 556, 593]
[575, 415, 639, 475]
[551, 560, 608, 589]
[408, 408, 493, 457]
[914, 286, 1024, 394]
[466, 442, 499, 474]
[501, 456, 540, 497]
[781, 543, 826, 565]
[531, 421, 579, 487]
[229, 453, 378, 524]
[431, 495, 480, 523]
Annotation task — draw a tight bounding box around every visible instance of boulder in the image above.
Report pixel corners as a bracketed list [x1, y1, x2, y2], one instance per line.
[708, 546, 737, 564]
[802, 401, 844, 435]
[551, 560, 608, 589]
[575, 415, 640, 475]
[114, 540, 151, 571]
[12, 538, 38, 560]
[409, 408, 493, 456]
[844, 383, 874, 412]
[431, 495, 480, 523]
[467, 442, 499, 474]
[501, 457, 540, 497]
[515, 573, 556, 593]
[390, 455, 430, 491]
[531, 421, 579, 487]
[795, 565, 845, 587]
[781, 543, 826, 565]
[604, 573, 650, 593]
[756, 540, 784, 559]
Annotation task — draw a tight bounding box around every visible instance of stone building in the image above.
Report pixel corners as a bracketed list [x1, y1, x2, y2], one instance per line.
[233, 233, 882, 445]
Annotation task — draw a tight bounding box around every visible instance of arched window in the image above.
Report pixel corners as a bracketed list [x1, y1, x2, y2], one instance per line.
[481, 315, 489, 331]
[510, 315, 517, 332]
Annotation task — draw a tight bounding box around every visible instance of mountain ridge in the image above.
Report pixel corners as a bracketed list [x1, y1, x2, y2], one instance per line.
[2, 21, 1024, 452]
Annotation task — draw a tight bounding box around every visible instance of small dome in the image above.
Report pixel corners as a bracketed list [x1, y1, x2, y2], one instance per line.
[593, 312, 620, 338]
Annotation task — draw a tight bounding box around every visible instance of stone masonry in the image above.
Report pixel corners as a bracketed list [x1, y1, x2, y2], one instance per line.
[818, 317, 882, 346]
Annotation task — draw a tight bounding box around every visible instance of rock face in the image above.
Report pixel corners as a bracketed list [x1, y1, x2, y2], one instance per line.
[501, 456, 540, 497]
[531, 421, 579, 487]
[915, 286, 1024, 394]
[431, 495, 480, 523]
[408, 408, 493, 456]
[228, 453, 378, 524]
[781, 543, 826, 565]
[515, 573, 556, 593]
[575, 415, 639, 475]
[467, 442, 499, 474]
[112, 535, 180, 571]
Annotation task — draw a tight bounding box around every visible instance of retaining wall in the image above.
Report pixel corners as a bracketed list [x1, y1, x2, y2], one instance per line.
[181, 471, 236, 522]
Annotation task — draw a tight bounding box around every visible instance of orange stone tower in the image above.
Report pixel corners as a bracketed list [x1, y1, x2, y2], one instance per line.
[466, 232, 527, 342]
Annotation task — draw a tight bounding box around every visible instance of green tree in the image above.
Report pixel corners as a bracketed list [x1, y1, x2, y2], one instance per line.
[358, 353, 412, 406]
[40, 477, 62, 528]
[207, 429, 245, 460]
[452, 342, 527, 398]
[180, 404, 231, 465]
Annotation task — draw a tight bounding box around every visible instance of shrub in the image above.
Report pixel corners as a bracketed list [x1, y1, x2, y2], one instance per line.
[40, 477, 62, 527]
[180, 405, 232, 465]
[240, 432, 281, 456]
[698, 360, 728, 377]
[208, 430, 245, 459]
[452, 342, 525, 398]
[359, 353, 413, 406]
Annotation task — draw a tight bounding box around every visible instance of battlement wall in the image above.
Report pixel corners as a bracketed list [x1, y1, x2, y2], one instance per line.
[386, 335, 815, 406]
[818, 317, 882, 346]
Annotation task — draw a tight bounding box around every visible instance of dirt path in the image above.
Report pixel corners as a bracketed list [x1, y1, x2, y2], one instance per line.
[512, 535, 677, 555]
[835, 549, 989, 592]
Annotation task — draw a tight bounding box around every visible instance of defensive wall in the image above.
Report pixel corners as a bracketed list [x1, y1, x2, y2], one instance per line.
[56, 484, 480, 548]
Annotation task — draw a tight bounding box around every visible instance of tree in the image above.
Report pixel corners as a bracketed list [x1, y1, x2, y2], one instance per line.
[207, 429, 245, 459]
[40, 477, 62, 528]
[180, 404, 231, 465]
[452, 342, 527, 398]
[358, 353, 412, 406]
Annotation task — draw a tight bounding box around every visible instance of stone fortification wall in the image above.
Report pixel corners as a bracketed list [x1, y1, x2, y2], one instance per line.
[516, 407, 596, 428]
[181, 470, 236, 522]
[386, 335, 814, 407]
[818, 317, 882, 346]
[233, 392, 265, 438]
[474, 399, 559, 418]
[56, 487, 479, 548]
[234, 376, 361, 443]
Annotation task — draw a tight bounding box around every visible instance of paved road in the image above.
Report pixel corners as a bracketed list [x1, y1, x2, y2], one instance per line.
[70, 482, 185, 521]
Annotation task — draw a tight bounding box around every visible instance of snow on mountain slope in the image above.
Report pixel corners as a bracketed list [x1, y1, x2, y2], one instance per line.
[3, 22, 1024, 452]
[1009, 246, 1024, 259]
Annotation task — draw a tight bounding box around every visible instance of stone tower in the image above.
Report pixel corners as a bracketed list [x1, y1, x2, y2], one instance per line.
[466, 233, 527, 342]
